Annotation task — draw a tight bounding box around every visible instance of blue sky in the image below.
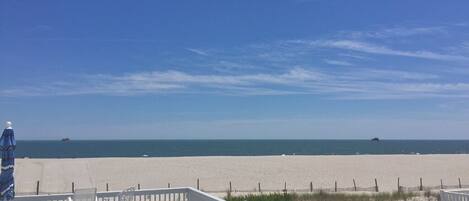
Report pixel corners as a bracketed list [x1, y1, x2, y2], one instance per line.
[1, 0, 469, 139]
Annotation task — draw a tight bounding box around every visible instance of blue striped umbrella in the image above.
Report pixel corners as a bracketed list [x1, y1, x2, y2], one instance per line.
[0, 123, 15, 200]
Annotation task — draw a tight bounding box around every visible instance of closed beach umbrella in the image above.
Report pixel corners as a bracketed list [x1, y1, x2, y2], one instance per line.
[0, 121, 15, 200]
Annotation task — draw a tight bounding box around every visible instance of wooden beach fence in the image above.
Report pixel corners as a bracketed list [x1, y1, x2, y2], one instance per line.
[27, 176, 469, 195]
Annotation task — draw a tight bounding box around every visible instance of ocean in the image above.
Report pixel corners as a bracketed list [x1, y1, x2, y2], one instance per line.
[15, 140, 469, 158]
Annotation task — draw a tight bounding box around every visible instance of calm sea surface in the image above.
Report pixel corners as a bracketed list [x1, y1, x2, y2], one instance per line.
[15, 140, 469, 158]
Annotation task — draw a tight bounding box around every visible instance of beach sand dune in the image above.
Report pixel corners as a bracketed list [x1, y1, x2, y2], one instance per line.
[15, 155, 469, 194]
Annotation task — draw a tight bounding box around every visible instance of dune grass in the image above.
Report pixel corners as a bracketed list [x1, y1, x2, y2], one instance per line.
[225, 191, 438, 201]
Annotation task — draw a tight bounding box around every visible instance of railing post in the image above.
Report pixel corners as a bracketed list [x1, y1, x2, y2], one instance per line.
[310, 182, 313, 192]
[36, 180, 40, 195]
[168, 183, 171, 188]
[229, 181, 232, 193]
[459, 178, 462, 188]
[72, 182, 75, 193]
[334, 181, 337, 192]
[258, 182, 261, 193]
[106, 183, 109, 191]
[197, 178, 200, 190]
[440, 179, 444, 189]
[138, 183, 141, 190]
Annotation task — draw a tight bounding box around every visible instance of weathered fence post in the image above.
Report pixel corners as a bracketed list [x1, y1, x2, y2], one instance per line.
[229, 181, 232, 193]
[106, 183, 109, 191]
[397, 177, 400, 193]
[258, 182, 261, 192]
[72, 182, 75, 193]
[459, 178, 462, 188]
[374, 178, 379, 192]
[283, 182, 287, 195]
[197, 178, 200, 190]
[310, 182, 313, 192]
[419, 178, 423, 191]
[440, 179, 444, 189]
[36, 180, 40, 195]
[353, 179, 357, 191]
[334, 181, 337, 192]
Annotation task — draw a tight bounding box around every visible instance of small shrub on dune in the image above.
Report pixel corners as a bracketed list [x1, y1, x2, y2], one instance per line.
[226, 191, 424, 201]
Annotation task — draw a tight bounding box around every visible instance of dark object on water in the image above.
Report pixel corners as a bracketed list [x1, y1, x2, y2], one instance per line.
[371, 137, 380, 142]
[61, 138, 70, 142]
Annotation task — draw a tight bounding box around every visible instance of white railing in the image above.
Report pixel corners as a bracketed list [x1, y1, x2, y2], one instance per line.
[14, 188, 225, 201]
[441, 189, 469, 201]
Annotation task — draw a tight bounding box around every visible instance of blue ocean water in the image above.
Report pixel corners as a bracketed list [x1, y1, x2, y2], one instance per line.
[15, 140, 469, 158]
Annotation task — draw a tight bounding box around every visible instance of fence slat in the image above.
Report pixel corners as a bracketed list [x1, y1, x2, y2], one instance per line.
[36, 181, 40, 195]
[374, 178, 379, 192]
[353, 179, 357, 191]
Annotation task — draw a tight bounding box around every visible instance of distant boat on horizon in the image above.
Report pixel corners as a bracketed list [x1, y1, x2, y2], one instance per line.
[371, 137, 380, 142]
[61, 138, 70, 142]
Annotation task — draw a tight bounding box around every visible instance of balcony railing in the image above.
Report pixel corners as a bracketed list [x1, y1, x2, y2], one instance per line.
[14, 187, 225, 201]
[440, 189, 469, 201]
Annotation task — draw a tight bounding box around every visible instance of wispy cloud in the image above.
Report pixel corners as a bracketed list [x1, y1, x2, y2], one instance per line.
[288, 40, 469, 62]
[186, 48, 209, 56]
[23, 37, 164, 43]
[349, 69, 439, 81]
[3, 68, 469, 100]
[338, 53, 372, 60]
[4, 24, 469, 100]
[343, 26, 447, 39]
[323, 59, 353, 66]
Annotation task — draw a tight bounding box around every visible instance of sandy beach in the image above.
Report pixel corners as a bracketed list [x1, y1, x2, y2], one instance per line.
[15, 154, 469, 195]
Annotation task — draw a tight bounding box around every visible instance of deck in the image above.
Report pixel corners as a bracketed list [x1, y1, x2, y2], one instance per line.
[14, 187, 225, 201]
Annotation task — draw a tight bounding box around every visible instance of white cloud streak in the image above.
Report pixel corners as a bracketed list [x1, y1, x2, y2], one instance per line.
[323, 59, 353, 66]
[186, 48, 209, 56]
[4, 24, 469, 100]
[344, 26, 447, 39]
[289, 40, 469, 62]
[2, 68, 469, 100]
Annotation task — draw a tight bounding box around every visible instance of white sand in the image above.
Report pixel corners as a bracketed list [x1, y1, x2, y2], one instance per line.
[14, 155, 469, 194]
